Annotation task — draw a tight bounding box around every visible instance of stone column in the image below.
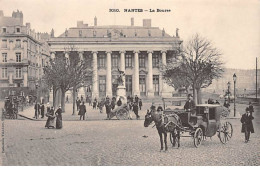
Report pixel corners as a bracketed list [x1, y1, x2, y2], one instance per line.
[161, 50, 170, 97]
[147, 50, 154, 97]
[106, 51, 112, 97]
[64, 51, 70, 60]
[78, 51, 84, 61]
[120, 50, 126, 87]
[50, 51, 56, 59]
[133, 51, 140, 96]
[77, 51, 85, 98]
[92, 51, 99, 98]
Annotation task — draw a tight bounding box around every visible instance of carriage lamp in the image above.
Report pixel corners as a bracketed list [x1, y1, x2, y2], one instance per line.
[233, 73, 237, 117]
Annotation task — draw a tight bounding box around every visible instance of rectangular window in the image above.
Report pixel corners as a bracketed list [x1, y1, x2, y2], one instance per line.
[16, 28, 20, 33]
[16, 39, 21, 48]
[153, 75, 159, 96]
[2, 28, 6, 33]
[2, 68, 7, 78]
[98, 53, 106, 68]
[125, 54, 133, 68]
[139, 75, 146, 96]
[99, 76, 106, 97]
[152, 54, 159, 68]
[16, 68, 22, 78]
[1, 40, 7, 48]
[112, 54, 118, 68]
[16, 53, 21, 62]
[2, 53, 7, 62]
[139, 54, 146, 68]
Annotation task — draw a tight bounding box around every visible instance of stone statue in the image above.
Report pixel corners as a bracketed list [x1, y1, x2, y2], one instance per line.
[117, 68, 125, 86]
[176, 28, 179, 38]
[51, 28, 54, 37]
[65, 29, 68, 37]
[162, 28, 165, 37]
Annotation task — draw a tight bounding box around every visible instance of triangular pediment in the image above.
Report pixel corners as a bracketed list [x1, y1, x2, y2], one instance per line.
[139, 69, 148, 74]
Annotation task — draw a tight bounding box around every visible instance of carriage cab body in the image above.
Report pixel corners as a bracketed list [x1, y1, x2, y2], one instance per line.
[194, 104, 222, 137]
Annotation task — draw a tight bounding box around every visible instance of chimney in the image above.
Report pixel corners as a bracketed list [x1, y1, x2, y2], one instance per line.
[94, 16, 97, 26]
[12, 10, 23, 25]
[26, 23, 31, 29]
[143, 19, 151, 27]
[77, 21, 83, 28]
[131, 17, 134, 26]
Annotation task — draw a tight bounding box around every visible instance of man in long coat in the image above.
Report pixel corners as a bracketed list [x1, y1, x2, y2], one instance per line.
[241, 107, 254, 143]
[79, 102, 87, 120]
[76, 97, 81, 111]
[105, 100, 111, 120]
[184, 94, 195, 111]
[40, 103, 45, 118]
[34, 102, 40, 119]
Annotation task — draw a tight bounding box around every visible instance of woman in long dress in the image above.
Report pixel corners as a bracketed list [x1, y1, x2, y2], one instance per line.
[55, 106, 63, 129]
[45, 106, 55, 129]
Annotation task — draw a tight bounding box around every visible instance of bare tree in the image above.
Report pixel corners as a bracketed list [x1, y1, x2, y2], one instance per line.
[162, 33, 224, 104]
[43, 47, 92, 112]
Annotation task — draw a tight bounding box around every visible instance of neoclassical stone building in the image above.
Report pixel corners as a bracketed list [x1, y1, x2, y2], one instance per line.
[48, 17, 182, 99]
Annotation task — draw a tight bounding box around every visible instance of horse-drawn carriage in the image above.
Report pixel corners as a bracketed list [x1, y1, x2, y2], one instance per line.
[144, 97, 232, 150]
[109, 103, 130, 120]
[2, 97, 18, 119]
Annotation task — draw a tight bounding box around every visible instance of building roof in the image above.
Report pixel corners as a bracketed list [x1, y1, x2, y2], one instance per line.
[49, 25, 181, 44]
[58, 25, 173, 38]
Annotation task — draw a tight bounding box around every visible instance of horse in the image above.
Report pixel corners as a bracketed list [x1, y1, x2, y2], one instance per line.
[144, 109, 182, 151]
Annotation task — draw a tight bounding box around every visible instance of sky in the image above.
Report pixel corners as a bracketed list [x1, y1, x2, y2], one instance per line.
[1, 0, 260, 70]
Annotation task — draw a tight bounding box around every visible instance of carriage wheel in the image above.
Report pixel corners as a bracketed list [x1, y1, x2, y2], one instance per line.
[194, 128, 203, 148]
[116, 108, 128, 120]
[170, 132, 179, 148]
[218, 121, 233, 144]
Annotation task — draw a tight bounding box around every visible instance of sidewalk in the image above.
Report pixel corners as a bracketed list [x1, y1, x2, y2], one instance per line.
[17, 103, 149, 121]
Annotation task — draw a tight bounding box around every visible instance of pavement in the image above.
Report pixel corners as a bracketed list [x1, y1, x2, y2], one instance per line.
[1, 101, 260, 166]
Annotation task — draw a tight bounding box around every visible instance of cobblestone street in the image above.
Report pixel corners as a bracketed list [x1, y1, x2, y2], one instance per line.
[1, 102, 260, 166]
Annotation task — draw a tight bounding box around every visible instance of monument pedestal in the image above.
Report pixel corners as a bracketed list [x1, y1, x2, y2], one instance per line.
[116, 85, 127, 104]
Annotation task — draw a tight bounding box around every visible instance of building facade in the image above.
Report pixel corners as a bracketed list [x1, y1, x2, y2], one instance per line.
[48, 18, 182, 99]
[0, 10, 50, 98]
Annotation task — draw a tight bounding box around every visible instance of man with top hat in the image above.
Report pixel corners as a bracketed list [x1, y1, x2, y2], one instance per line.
[241, 107, 254, 143]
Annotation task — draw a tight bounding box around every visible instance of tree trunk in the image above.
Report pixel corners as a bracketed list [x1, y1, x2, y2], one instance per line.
[196, 88, 202, 104]
[55, 89, 61, 109]
[72, 87, 76, 115]
[193, 86, 198, 105]
[53, 88, 57, 109]
[61, 89, 66, 112]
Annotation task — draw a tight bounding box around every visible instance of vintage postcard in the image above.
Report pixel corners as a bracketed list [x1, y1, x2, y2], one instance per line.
[0, 0, 259, 166]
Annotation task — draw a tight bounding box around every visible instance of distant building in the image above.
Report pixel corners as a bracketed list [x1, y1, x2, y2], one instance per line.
[0, 10, 50, 99]
[48, 17, 182, 99]
[203, 68, 260, 96]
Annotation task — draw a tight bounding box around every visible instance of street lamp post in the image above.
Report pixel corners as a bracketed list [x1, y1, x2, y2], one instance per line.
[233, 73, 237, 117]
[227, 82, 231, 104]
[36, 82, 39, 103]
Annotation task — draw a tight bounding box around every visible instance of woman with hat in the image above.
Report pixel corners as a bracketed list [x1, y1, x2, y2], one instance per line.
[45, 106, 55, 129]
[240, 107, 254, 143]
[55, 105, 63, 129]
